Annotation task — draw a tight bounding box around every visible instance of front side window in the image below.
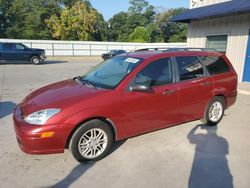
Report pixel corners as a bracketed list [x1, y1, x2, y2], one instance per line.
[131, 58, 172, 87]
[176, 56, 204, 81]
[15, 44, 25, 50]
[202, 56, 230, 75]
[82, 56, 143, 89]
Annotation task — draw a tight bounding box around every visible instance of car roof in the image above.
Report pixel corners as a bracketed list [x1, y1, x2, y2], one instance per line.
[119, 49, 223, 59]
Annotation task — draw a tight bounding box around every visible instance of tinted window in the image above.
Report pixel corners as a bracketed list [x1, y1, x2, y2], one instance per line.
[3, 43, 13, 50]
[203, 56, 230, 75]
[132, 58, 172, 87]
[176, 56, 204, 81]
[15, 44, 25, 50]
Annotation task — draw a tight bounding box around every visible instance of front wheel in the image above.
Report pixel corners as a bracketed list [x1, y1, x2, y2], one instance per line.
[69, 120, 114, 162]
[203, 97, 225, 126]
[31, 56, 41, 65]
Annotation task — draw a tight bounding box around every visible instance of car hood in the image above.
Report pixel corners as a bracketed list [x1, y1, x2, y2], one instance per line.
[102, 53, 112, 56]
[21, 79, 109, 116]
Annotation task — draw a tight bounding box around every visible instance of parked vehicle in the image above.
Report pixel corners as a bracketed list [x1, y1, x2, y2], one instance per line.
[102, 50, 126, 60]
[0, 42, 46, 64]
[13, 48, 237, 162]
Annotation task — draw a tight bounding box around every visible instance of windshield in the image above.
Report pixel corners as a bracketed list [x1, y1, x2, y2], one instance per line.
[110, 50, 117, 54]
[81, 56, 143, 89]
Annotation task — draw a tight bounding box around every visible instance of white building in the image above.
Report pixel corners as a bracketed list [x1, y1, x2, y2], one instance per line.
[172, 0, 250, 82]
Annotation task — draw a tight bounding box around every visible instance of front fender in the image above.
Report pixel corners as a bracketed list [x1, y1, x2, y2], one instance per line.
[63, 108, 127, 141]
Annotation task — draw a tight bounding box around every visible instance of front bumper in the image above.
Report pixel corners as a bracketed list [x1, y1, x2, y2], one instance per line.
[13, 105, 73, 155]
[40, 55, 47, 61]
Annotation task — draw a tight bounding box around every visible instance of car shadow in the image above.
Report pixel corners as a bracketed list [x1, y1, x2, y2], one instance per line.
[0, 60, 68, 65]
[187, 124, 233, 188]
[43, 60, 68, 64]
[50, 139, 126, 188]
[0, 101, 16, 119]
[51, 163, 94, 188]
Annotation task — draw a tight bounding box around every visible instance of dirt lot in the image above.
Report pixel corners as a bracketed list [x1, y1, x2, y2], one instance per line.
[0, 58, 250, 188]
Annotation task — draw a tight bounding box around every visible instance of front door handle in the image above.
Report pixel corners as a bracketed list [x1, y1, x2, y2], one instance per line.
[200, 81, 211, 87]
[163, 90, 176, 96]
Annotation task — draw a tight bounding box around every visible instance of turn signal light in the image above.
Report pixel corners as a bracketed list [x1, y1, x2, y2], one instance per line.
[40, 132, 55, 138]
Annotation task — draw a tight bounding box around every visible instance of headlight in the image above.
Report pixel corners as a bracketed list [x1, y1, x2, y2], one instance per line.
[24, 109, 61, 125]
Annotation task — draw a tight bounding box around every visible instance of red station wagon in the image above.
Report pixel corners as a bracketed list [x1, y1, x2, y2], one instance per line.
[13, 48, 238, 162]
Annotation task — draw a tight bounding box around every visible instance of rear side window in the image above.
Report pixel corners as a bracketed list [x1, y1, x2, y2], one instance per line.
[203, 56, 230, 75]
[3, 43, 13, 50]
[176, 56, 204, 81]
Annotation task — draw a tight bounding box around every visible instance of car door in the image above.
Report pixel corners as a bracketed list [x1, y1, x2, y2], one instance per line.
[13, 43, 29, 60]
[175, 56, 213, 121]
[121, 57, 179, 136]
[1, 43, 15, 60]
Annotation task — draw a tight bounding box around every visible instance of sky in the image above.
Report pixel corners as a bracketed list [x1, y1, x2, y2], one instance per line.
[89, 0, 189, 21]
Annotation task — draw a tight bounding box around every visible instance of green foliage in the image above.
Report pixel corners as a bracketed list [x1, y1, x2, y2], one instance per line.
[109, 0, 155, 42]
[129, 0, 149, 14]
[0, 0, 188, 42]
[109, 12, 129, 42]
[146, 23, 162, 42]
[155, 8, 188, 42]
[1, 0, 61, 39]
[46, 1, 99, 40]
[129, 26, 150, 42]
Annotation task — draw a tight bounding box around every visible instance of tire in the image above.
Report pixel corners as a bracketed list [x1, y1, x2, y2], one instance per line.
[69, 119, 114, 162]
[202, 96, 225, 126]
[31, 56, 41, 65]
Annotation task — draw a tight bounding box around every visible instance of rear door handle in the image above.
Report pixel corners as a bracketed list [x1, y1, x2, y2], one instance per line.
[200, 81, 211, 86]
[163, 90, 176, 96]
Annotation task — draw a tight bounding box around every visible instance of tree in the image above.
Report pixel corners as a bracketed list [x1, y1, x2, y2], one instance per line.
[0, 0, 14, 37]
[46, 1, 99, 40]
[1, 0, 61, 39]
[146, 23, 162, 42]
[109, 12, 129, 41]
[129, 26, 150, 42]
[93, 13, 109, 41]
[109, 0, 156, 42]
[155, 8, 188, 42]
[129, 0, 149, 14]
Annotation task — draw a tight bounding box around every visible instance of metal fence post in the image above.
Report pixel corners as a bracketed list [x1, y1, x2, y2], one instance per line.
[52, 43, 54, 57]
[72, 44, 74, 57]
[90, 44, 92, 56]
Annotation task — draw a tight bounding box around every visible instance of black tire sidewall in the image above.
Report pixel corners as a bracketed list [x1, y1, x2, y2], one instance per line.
[69, 120, 114, 162]
[204, 97, 225, 126]
[31, 56, 40, 65]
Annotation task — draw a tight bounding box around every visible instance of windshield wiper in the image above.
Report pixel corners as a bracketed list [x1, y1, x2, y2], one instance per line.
[81, 79, 97, 89]
[74, 76, 97, 89]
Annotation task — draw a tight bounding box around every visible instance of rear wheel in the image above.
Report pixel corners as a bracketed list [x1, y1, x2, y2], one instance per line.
[203, 97, 225, 126]
[69, 119, 114, 162]
[31, 56, 41, 65]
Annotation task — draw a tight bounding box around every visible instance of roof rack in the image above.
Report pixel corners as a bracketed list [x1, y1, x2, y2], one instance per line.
[134, 47, 218, 52]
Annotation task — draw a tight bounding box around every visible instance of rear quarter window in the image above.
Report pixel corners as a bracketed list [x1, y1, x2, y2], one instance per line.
[203, 56, 231, 75]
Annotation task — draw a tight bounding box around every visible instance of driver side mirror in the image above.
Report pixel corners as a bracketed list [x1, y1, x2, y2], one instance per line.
[129, 84, 150, 92]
